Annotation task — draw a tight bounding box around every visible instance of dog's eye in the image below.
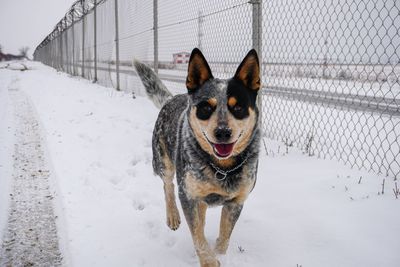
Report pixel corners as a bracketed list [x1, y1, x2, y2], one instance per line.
[196, 102, 214, 120]
[230, 105, 248, 119]
[233, 105, 242, 113]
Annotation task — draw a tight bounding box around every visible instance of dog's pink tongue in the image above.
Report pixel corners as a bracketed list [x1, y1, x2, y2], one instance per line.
[214, 143, 234, 157]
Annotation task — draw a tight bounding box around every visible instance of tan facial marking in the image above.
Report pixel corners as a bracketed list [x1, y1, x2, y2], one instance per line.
[190, 103, 257, 161]
[189, 107, 217, 156]
[207, 97, 217, 108]
[228, 97, 237, 108]
[224, 107, 257, 156]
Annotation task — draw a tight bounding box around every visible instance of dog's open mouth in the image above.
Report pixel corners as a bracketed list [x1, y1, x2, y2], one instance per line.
[212, 142, 235, 158]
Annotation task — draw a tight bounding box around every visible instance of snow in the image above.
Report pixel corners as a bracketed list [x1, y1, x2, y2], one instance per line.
[0, 66, 15, 240]
[1, 61, 399, 266]
[1, 85, 62, 266]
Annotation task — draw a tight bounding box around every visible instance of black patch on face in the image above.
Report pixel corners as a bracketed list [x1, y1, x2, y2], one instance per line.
[227, 78, 258, 119]
[196, 100, 215, 120]
[191, 79, 219, 120]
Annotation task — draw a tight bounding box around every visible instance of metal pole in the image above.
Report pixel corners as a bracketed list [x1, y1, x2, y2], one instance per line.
[82, 0, 85, 78]
[64, 18, 69, 74]
[72, 10, 76, 75]
[251, 0, 262, 121]
[49, 41, 53, 67]
[153, 0, 158, 73]
[114, 0, 120, 90]
[251, 0, 262, 66]
[93, 0, 98, 82]
[197, 10, 203, 51]
[59, 28, 63, 71]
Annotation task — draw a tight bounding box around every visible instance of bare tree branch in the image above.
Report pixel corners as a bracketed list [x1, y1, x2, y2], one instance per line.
[18, 46, 30, 58]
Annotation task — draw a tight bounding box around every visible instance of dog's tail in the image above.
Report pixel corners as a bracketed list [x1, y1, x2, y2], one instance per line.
[133, 59, 173, 109]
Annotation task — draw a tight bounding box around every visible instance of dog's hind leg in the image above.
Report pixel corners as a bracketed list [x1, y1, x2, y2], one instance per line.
[161, 153, 181, 231]
[153, 135, 181, 230]
[215, 202, 243, 254]
[163, 175, 181, 231]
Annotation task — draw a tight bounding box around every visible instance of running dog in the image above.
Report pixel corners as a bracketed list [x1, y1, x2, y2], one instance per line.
[134, 48, 260, 267]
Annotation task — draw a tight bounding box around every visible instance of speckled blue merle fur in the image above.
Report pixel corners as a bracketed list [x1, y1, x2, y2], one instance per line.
[133, 59, 173, 109]
[133, 48, 261, 267]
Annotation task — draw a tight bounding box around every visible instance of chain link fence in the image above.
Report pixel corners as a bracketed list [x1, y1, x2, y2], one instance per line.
[34, 0, 400, 180]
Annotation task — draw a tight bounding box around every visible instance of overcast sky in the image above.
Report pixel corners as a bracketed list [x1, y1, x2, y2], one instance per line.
[0, 0, 76, 57]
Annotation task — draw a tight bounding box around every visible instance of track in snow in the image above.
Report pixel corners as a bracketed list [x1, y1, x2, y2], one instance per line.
[0, 76, 62, 266]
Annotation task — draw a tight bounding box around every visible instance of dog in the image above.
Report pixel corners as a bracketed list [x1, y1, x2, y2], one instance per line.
[134, 48, 260, 267]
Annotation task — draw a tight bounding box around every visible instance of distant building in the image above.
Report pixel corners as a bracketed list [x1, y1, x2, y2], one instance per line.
[0, 52, 25, 61]
[173, 51, 190, 64]
[0, 52, 6, 61]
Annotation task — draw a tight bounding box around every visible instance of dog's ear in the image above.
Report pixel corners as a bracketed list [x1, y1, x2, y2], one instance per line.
[186, 48, 213, 92]
[234, 49, 260, 91]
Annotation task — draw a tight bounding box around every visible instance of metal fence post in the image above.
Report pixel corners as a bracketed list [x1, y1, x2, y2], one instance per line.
[93, 0, 97, 82]
[59, 27, 63, 71]
[49, 41, 53, 67]
[197, 10, 203, 51]
[64, 18, 69, 74]
[114, 0, 120, 90]
[153, 0, 158, 74]
[82, 0, 85, 78]
[251, 0, 262, 122]
[72, 10, 75, 75]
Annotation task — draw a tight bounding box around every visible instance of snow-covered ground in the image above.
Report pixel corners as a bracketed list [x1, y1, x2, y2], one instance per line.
[0, 77, 62, 266]
[0, 61, 399, 266]
[0, 64, 15, 241]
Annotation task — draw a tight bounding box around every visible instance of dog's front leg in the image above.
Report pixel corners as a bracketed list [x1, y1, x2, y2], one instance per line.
[215, 202, 243, 254]
[180, 194, 219, 267]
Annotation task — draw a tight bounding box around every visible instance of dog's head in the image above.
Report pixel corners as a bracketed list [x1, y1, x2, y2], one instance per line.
[186, 48, 260, 162]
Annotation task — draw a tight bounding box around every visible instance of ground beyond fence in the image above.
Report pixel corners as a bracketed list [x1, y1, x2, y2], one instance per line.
[34, 0, 400, 180]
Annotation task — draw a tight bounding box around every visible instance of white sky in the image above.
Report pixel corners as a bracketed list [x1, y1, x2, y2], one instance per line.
[0, 0, 76, 57]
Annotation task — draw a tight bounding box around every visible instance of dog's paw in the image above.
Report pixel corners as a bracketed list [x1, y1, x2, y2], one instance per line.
[201, 259, 220, 267]
[215, 238, 228, 255]
[166, 207, 181, 231]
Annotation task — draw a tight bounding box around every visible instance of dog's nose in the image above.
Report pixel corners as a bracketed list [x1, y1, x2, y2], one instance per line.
[214, 126, 232, 143]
